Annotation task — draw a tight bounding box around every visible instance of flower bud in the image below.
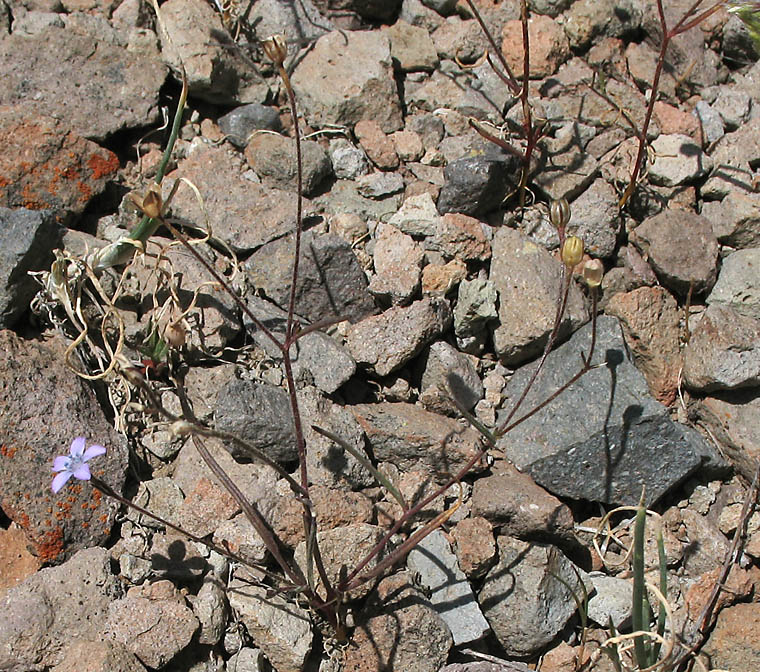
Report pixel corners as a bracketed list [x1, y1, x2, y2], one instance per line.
[164, 320, 186, 349]
[262, 34, 287, 67]
[582, 258, 604, 287]
[561, 235, 583, 268]
[169, 420, 194, 438]
[550, 198, 571, 230]
[141, 186, 163, 220]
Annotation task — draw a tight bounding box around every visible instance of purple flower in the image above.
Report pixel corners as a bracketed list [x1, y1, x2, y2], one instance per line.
[51, 437, 106, 493]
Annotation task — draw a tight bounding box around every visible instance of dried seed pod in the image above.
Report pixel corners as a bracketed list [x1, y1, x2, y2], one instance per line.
[262, 34, 287, 67]
[164, 320, 186, 349]
[561, 235, 584, 268]
[550, 197, 571, 230]
[582, 258, 604, 287]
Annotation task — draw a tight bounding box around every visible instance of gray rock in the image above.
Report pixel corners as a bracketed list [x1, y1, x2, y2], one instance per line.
[350, 401, 485, 481]
[129, 477, 185, 530]
[242, 296, 356, 394]
[356, 171, 405, 198]
[103, 581, 199, 669]
[294, 523, 385, 601]
[453, 277, 498, 339]
[218, 103, 282, 149]
[533, 149, 599, 201]
[400, 0, 446, 31]
[0, 207, 61, 328]
[490, 227, 588, 366]
[684, 304, 760, 392]
[346, 297, 452, 376]
[0, 331, 127, 564]
[389, 191, 441, 237]
[0, 547, 120, 671]
[315, 179, 402, 221]
[244, 133, 332, 196]
[529, 0, 571, 18]
[419, 340, 483, 415]
[227, 575, 313, 672]
[586, 573, 634, 629]
[707, 247, 760, 319]
[563, 0, 642, 49]
[248, 0, 332, 58]
[567, 179, 622, 259]
[192, 579, 229, 645]
[244, 230, 376, 324]
[479, 537, 584, 657]
[368, 222, 424, 305]
[647, 134, 713, 187]
[723, 13, 760, 65]
[702, 118, 760, 199]
[630, 209, 719, 297]
[694, 100, 725, 144]
[328, 138, 371, 180]
[471, 463, 576, 547]
[291, 30, 402, 133]
[159, 0, 268, 104]
[226, 648, 266, 672]
[215, 377, 296, 464]
[167, 144, 316, 254]
[407, 530, 490, 645]
[421, 0, 456, 13]
[0, 24, 165, 140]
[438, 152, 519, 216]
[712, 86, 752, 131]
[701, 190, 760, 248]
[213, 513, 268, 565]
[496, 316, 708, 505]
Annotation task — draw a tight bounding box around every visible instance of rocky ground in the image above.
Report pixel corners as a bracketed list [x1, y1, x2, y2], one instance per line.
[1, 0, 760, 670]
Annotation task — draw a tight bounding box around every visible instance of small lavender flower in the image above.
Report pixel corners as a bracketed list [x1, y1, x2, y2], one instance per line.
[51, 437, 106, 493]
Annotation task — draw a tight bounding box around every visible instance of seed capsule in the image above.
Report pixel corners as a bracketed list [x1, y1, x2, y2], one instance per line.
[262, 34, 287, 67]
[561, 235, 583, 268]
[582, 258, 604, 287]
[550, 198, 571, 230]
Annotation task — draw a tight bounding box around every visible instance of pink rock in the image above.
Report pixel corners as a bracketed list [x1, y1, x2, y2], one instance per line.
[501, 15, 570, 78]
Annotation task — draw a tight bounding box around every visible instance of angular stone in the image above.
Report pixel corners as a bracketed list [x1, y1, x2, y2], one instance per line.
[176, 476, 238, 538]
[328, 138, 371, 180]
[356, 171, 404, 199]
[0, 548, 120, 670]
[419, 340, 483, 415]
[192, 579, 228, 646]
[471, 462, 575, 547]
[702, 602, 760, 670]
[450, 516, 497, 579]
[707, 247, 760, 319]
[454, 277, 498, 339]
[368, 222, 424, 306]
[586, 573, 634, 629]
[159, 0, 267, 104]
[438, 152, 519, 216]
[702, 118, 760, 199]
[533, 149, 599, 201]
[346, 297, 451, 376]
[215, 378, 295, 465]
[129, 477, 185, 530]
[242, 296, 356, 394]
[497, 317, 711, 505]
[389, 191, 440, 237]
[248, 0, 332, 54]
[355, 119, 399, 170]
[490, 227, 588, 366]
[647, 134, 713, 187]
[701, 189, 760, 249]
[407, 530, 490, 645]
[605, 286, 682, 405]
[0, 526, 41, 595]
[343, 572, 452, 672]
[479, 537, 583, 657]
[566, 179, 622, 259]
[227, 576, 312, 672]
[630, 209, 719, 297]
[167, 145, 314, 254]
[0, 110, 119, 217]
[563, 0, 642, 49]
[50, 639, 146, 672]
[428, 213, 491, 262]
[684, 304, 760, 392]
[244, 230, 376, 324]
[0, 332, 127, 564]
[0, 25, 165, 140]
[103, 581, 199, 669]
[384, 19, 439, 72]
[0, 207, 62, 328]
[244, 133, 332, 196]
[218, 103, 282, 149]
[350, 401, 485, 481]
[292, 30, 402, 133]
[501, 14, 570, 78]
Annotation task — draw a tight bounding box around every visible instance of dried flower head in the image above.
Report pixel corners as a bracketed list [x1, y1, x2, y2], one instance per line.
[561, 235, 584, 268]
[582, 258, 604, 287]
[550, 198, 571, 230]
[128, 183, 164, 220]
[52, 437, 106, 493]
[262, 34, 287, 67]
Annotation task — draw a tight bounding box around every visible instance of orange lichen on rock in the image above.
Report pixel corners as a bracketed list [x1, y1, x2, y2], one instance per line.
[88, 151, 119, 180]
[0, 443, 17, 458]
[36, 526, 64, 564]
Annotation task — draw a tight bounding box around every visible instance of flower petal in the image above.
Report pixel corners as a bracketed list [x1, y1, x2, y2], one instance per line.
[82, 444, 106, 461]
[71, 462, 92, 481]
[52, 470, 73, 493]
[52, 455, 70, 472]
[70, 437, 87, 458]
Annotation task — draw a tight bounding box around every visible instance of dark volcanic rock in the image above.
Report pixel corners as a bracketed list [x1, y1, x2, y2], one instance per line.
[496, 316, 714, 506]
[437, 152, 519, 216]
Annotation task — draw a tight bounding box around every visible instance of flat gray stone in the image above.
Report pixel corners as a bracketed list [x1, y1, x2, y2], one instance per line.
[418, 340, 483, 415]
[586, 573, 634, 629]
[497, 316, 709, 505]
[701, 190, 760, 248]
[647, 134, 713, 187]
[707, 247, 760, 319]
[567, 179, 622, 259]
[407, 530, 490, 646]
